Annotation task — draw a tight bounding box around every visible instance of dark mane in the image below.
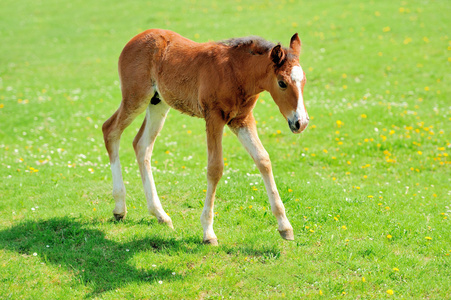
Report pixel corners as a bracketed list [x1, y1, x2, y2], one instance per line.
[218, 36, 279, 55]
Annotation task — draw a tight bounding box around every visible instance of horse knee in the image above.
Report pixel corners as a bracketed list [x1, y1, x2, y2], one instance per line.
[256, 153, 272, 174]
[207, 158, 223, 183]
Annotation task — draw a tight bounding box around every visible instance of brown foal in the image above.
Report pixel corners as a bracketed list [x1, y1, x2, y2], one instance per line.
[102, 29, 308, 245]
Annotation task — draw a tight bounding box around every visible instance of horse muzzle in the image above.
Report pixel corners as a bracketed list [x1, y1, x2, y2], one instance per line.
[288, 112, 309, 134]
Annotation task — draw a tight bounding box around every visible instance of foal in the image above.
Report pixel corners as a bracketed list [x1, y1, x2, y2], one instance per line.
[102, 29, 308, 245]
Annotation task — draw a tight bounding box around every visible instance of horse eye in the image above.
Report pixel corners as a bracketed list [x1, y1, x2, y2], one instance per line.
[278, 81, 287, 89]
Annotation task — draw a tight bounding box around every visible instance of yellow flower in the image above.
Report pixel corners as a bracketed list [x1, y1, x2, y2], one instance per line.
[342, 225, 347, 230]
[387, 289, 394, 295]
[387, 234, 392, 239]
[361, 114, 367, 118]
[393, 267, 399, 271]
[425, 236, 432, 240]
[362, 277, 366, 282]
[288, 189, 293, 192]
[383, 26, 391, 32]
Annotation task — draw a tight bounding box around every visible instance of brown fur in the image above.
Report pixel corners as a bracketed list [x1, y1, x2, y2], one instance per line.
[102, 29, 307, 243]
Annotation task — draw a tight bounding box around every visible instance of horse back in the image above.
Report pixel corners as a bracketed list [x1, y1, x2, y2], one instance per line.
[119, 29, 252, 119]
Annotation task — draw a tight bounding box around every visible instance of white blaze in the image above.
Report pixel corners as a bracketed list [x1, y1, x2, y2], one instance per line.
[290, 65, 309, 126]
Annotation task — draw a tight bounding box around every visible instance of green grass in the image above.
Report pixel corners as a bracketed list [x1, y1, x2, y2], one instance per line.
[1, 0, 450, 298]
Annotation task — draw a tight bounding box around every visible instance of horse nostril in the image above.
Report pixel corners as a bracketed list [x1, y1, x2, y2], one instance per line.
[295, 120, 301, 130]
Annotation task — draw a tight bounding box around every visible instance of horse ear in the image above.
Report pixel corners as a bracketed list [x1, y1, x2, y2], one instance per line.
[290, 33, 301, 56]
[270, 44, 286, 67]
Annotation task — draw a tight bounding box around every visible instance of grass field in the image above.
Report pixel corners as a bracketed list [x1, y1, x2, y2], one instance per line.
[1, 0, 450, 298]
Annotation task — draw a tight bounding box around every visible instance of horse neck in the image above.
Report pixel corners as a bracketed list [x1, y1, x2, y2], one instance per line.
[233, 53, 273, 96]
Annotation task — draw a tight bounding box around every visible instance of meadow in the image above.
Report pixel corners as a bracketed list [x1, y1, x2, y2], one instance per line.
[0, 0, 450, 298]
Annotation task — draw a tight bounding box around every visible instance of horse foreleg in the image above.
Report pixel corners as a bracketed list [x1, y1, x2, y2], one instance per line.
[230, 115, 294, 240]
[133, 101, 173, 227]
[201, 113, 226, 245]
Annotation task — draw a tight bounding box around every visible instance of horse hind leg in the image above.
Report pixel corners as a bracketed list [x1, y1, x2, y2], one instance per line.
[102, 91, 152, 220]
[133, 97, 173, 227]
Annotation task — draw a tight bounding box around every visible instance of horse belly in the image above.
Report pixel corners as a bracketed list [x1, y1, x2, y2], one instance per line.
[157, 87, 203, 118]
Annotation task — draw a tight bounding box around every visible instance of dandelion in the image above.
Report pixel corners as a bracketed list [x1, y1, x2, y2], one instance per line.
[361, 114, 367, 118]
[387, 234, 392, 239]
[342, 225, 347, 230]
[362, 277, 366, 282]
[383, 26, 391, 32]
[387, 290, 394, 295]
[425, 236, 432, 240]
[393, 267, 399, 271]
[288, 189, 293, 192]
[248, 205, 252, 209]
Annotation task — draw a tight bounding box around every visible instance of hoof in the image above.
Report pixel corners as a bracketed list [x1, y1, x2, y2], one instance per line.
[203, 238, 219, 246]
[113, 212, 127, 221]
[279, 229, 294, 240]
[158, 217, 174, 229]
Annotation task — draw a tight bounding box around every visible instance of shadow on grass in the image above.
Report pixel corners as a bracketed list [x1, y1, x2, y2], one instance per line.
[0, 217, 283, 296]
[0, 217, 194, 297]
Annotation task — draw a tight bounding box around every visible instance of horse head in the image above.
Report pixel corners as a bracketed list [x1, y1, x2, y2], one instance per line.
[267, 33, 308, 134]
